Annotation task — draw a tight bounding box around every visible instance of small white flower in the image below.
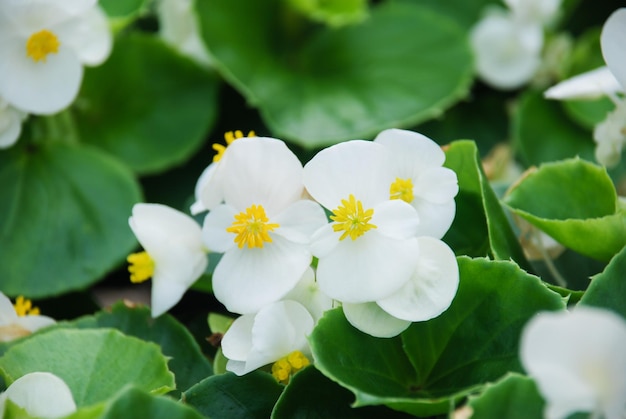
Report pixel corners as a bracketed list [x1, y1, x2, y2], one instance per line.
[0, 97, 27, 149]
[0, 0, 112, 114]
[0, 293, 55, 342]
[520, 306, 626, 419]
[504, 0, 562, 25]
[0, 372, 76, 418]
[128, 203, 208, 317]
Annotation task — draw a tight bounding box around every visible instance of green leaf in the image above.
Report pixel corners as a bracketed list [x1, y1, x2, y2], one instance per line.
[68, 302, 213, 395]
[580, 244, 626, 320]
[0, 143, 141, 298]
[513, 91, 595, 167]
[442, 141, 531, 270]
[310, 257, 564, 416]
[503, 158, 626, 261]
[0, 329, 175, 406]
[287, 0, 369, 27]
[99, 387, 204, 419]
[392, 0, 500, 29]
[198, 0, 473, 147]
[75, 34, 218, 174]
[183, 371, 283, 419]
[99, 0, 147, 19]
[466, 373, 545, 419]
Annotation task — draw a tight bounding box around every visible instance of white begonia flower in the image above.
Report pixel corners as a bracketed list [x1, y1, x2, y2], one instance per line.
[0, 293, 55, 342]
[0, 372, 76, 418]
[221, 300, 314, 378]
[303, 140, 421, 304]
[520, 306, 626, 419]
[470, 9, 543, 90]
[202, 137, 328, 314]
[0, 0, 112, 115]
[0, 97, 27, 149]
[128, 203, 208, 318]
[158, 0, 211, 67]
[504, 0, 562, 25]
[373, 129, 458, 239]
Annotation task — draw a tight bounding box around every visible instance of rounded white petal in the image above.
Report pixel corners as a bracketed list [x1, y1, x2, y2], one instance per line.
[0, 0, 97, 33]
[0, 292, 18, 325]
[377, 237, 459, 321]
[520, 307, 626, 419]
[212, 236, 312, 314]
[544, 67, 623, 100]
[54, 6, 112, 66]
[504, 0, 562, 24]
[191, 163, 217, 215]
[0, 40, 82, 114]
[315, 232, 419, 303]
[15, 315, 56, 333]
[374, 128, 445, 173]
[158, 0, 211, 66]
[303, 140, 394, 210]
[601, 8, 626, 90]
[219, 137, 304, 216]
[470, 12, 543, 90]
[343, 302, 411, 338]
[284, 267, 333, 323]
[413, 199, 456, 239]
[202, 204, 238, 253]
[310, 223, 341, 258]
[371, 200, 420, 240]
[273, 200, 328, 245]
[221, 313, 255, 362]
[0, 104, 24, 149]
[412, 167, 459, 205]
[4, 372, 76, 418]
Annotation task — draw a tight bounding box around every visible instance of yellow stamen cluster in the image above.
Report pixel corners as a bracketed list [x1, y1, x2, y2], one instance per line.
[212, 130, 256, 163]
[227, 204, 279, 249]
[271, 351, 310, 383]
[26, 29, 60, 62]
[127, 251, 155, 283]
[389, 177, 414, 203]
[13, 296, 40, 317]
[330, 194, 377, 241]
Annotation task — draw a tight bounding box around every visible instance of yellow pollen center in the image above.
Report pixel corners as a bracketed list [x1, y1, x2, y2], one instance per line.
[26, 30, 60, 62]
[127, 251, 155, 283]
[271, 350, 310, 383]
[13, 296, 40, 317]
[212, 130, 256, 163]
[330, 194, 377, 241]
[389, 177, 414, 203]
[226, 204, 279, 249]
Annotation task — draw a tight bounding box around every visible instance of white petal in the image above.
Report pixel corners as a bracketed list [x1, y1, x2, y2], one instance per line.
[310, 223, 340, 258]
[273, 200, 328, 245]
[191, 163, 217, 215]
[504, 0, 562, 24]
[54, 6, 112, 66]
[377, 237, 459, 321]
[202, 204, 238, 253]
[4, 372, 76, 418]
[544, 67, 623, 100]
[412, 199, 456, 239]
[284, 267, 333, 323]
[150, 276, 194, 317]
[602, 8, 626, 90]
[0, 292, 18, 325]
[315, 232, 419, 303]
[374, 128, 445, 173]
[0, 40, 82, 114]
[0, 0, 97, 32]
[219, 137, 304, 216]
[343, 302, 411, 338]
[221, 313, 255, 362]
[15, 315, 56, 333]
[0, 104, 24, 149]
[413, 167, 459, 205]
[520, 307, 626, 419]
[371, 200, 420, 240]
[212, 236, 312, 314]
[303, 140, 393, 210]
[157, 0, 211, 66]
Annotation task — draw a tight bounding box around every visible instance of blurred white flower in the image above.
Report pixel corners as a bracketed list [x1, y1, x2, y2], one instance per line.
[0, 0, 112, 114]
[202, 137, 327, 314]
[0, 98, 27, 149]
[593, 100, 626, 167]
[521, 306, 626, 419]
[158, 0, 211, 67]
[504, 0, 562, 25]
[544, 67, 623, 100]
[0, 372, 76, 418]
[0, 293, 55, 342]
[128, 203, 208, 317]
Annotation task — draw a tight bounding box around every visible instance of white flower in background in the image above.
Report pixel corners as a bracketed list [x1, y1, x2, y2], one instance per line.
[221, 300, 314, 382]
[504, 0, 562, 25]
[128, 203, 208, 317]
[202, 137, 327, 314]
[544, 67, 623, 100]
[520, 306, 626, 419]
[157, 0, 211, 67]
[374, 129, 458, 239]
[0, 293, 55, 342]
[0, 0, 112, 115]
[0, 372, 76, 418]
[0, 98, 27, 149]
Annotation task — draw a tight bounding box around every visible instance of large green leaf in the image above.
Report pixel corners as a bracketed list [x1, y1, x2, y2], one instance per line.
[503, 158, 626, 261]
[0, 329, 175, 406]
[75, 34, 218, 174]
[310, 257, 564, 416]
[0, 143, 141, 297]
[198, 0, 473, 147]
[98, 387, 204, 419]
[442, 141, 531, 270]
[580, 244, 626, 320]
[392, 0, 500, 29]
[183, 371, 283, 418]
[99, 0, 147, 19]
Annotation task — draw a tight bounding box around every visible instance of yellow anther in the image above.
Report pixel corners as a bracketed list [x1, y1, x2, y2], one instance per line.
[127, 251, 155, 283]
[212, 130, 256, 163]
[330, 194, 377, 241]
[26, 29, 60, 62]
[287, 350, 310, 371]
[13, 296, 40, 317]
[226, 204, 279, 249]
[271, 351, 310, 384]
[389, 177, 414, 203]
